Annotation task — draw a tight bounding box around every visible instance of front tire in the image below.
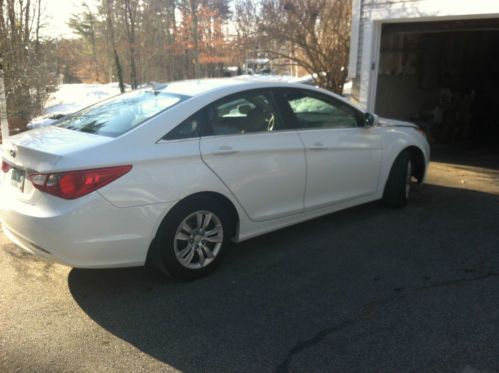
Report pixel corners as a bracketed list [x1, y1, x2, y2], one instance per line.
[382, 150, 412, 208]
[155, 196, 233, 280]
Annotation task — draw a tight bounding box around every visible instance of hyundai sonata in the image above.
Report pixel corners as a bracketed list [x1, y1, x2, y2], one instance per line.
[0, 79, 429, 279]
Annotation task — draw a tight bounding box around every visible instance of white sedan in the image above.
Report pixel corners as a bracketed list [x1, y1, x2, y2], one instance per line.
[0, 79, 429, 280]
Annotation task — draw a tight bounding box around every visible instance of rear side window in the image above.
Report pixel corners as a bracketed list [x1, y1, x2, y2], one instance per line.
[163, 114, 200, 140]
[57, 90, 188, 138]
[206, 92, 281, 135]
[284, 91, 362, 129]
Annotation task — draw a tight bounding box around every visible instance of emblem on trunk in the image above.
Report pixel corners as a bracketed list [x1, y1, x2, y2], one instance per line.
[9, 150, 16, 158]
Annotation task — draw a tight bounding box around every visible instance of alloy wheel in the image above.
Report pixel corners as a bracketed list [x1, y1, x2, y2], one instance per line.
[173, 210, 224, 269]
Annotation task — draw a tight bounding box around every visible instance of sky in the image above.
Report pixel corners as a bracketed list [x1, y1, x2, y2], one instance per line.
[41, 0, 99, 38]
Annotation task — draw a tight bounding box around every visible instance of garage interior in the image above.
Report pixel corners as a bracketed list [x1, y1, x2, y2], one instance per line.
[375, 19, 499, 148]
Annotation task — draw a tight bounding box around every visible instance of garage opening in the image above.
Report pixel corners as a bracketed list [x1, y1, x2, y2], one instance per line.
[375, 19, 499, 148]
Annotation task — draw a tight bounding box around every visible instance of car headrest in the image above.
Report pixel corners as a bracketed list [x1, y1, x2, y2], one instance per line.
[238, 104, 252, 115]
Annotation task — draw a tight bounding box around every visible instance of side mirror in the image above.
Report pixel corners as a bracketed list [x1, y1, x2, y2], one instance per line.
[364, 112, 376, 127]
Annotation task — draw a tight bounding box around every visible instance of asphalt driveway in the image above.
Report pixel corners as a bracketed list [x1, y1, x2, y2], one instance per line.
[1, 150, 498, 373]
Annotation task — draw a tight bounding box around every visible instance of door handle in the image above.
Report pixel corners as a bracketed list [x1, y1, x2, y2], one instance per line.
[211, 146, 239, 155]
[309, 142, 327, 150]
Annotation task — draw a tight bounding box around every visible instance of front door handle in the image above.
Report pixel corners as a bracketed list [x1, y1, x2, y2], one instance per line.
[309, 142, 328, 150]
[212, 146, 239, 155]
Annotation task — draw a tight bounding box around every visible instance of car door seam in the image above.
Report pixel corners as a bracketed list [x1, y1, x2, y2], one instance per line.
[295, 130, 309, 214]
[197, 137, 254, 222]
[375, 127, 387, 194]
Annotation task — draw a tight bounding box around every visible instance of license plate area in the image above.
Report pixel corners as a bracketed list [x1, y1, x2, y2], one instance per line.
[10, 167, 26, 192]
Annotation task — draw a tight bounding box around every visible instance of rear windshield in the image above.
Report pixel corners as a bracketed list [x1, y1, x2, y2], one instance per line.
[56, 89, 188, 138]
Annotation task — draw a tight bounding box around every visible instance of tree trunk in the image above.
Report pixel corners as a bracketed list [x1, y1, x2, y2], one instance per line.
[34, 0, 41, 110]
[113, 51, 124, 92]
[35, 0, 40, 50]
[189, 0, 200, 78]
[168, 0, 177, 80]
[0, 0, 5, 35]
[124, 0, 138, 89]
[0, 57, 9, 141]
[87, 8, 99, 82]
[7, 0, 16, 44]
[24, 0, 30, 45]
[106, 0, 125, 93]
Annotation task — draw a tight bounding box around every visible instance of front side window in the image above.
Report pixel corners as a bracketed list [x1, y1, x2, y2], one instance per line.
[207, 92, 280, 136]
[57, 90, 188, 138]
[284, 91, 361, 129]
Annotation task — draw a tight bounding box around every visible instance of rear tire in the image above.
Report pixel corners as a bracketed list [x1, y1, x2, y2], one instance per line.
[382, 150, 412, 208]
[155, 196, 234, 280]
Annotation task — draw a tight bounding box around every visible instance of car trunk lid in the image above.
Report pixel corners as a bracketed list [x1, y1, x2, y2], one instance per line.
[1, 126, 112, 204]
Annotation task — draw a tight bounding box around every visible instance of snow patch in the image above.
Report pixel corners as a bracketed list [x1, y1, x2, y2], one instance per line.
[27, 83, 125, 129]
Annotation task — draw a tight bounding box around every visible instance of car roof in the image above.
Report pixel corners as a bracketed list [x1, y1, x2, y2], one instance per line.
[160, 77, 308, 97]
[157, 77, 364, 114]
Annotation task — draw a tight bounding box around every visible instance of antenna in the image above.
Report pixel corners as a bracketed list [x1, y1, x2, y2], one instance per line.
[148, 81, 168, 91]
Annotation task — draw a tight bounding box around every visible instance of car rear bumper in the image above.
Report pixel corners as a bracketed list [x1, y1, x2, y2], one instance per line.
[0, 191, 175, 268]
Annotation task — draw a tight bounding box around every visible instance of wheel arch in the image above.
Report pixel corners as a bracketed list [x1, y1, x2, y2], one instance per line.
[182, 191, 241, 239]
[406, 145, 426, 184]
[145, 191, 240, 269]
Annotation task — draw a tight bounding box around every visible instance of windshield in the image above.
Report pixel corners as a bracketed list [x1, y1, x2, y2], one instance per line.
[56, 89, 188, 138]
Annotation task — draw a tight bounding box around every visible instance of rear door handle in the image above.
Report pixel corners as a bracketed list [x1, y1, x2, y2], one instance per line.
[211, 146, 239, 155]
[309, 142, 328, 150]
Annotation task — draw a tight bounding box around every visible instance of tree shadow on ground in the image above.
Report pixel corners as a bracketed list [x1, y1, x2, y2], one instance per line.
[68, 183, 499, 373]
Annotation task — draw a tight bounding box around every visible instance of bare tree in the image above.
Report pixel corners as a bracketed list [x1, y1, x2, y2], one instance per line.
[85, 3, 99, 82]
[1, 0, 55, 130]
[257, 0, 351, 93]
[35, 0, 331, 92]
[69, 3, 100, 81]
[234, 0, 260, 54]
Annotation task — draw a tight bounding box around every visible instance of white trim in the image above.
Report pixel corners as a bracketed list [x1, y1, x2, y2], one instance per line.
[358, 19, 372, 108]
[362, 11, 499, 112]
[347, 0, 362, 79]
[370, 13, 499, 25]
[367, 21, 382, 112]
[365, 0, 499, 21]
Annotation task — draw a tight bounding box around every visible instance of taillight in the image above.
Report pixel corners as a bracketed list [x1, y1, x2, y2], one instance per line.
[29, 165, 132, 200]
[1, 161, 12, 173]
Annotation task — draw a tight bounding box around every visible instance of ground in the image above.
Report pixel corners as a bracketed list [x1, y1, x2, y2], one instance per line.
[1, 150, 498, 373]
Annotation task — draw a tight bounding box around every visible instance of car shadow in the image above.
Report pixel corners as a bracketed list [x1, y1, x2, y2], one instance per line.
[68, 183, 499, 372]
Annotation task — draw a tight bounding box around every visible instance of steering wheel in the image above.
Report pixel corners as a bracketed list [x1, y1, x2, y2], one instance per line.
[266, 113, 276, 131]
